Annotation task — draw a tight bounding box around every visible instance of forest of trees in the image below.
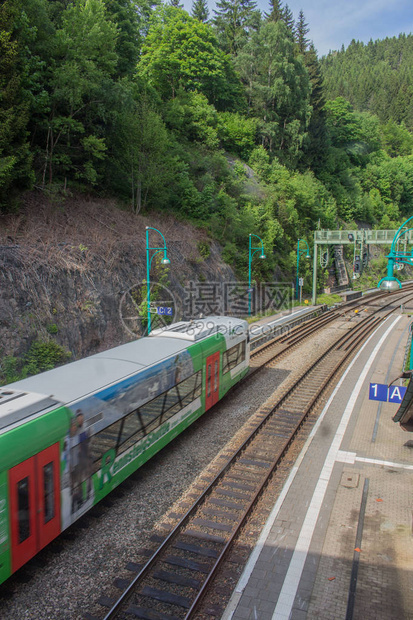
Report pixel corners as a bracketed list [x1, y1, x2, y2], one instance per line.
[1, 0, 413, 278]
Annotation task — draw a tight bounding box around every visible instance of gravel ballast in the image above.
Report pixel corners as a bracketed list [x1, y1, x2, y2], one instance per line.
[0, 321, 341, 619]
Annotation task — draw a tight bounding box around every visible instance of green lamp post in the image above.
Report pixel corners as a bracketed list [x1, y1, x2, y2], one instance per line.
[378, 216, 413, 291]
[296, 239, 311, 300]
[248, 234, 266, 316]
[146, 226, 170, 334]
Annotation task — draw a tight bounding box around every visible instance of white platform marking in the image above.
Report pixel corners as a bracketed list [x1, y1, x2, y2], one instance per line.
[222, 315, 402, 620]
[272, 316, 401, 619]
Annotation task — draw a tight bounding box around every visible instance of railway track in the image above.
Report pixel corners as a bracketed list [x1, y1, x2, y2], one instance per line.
[248, 283, 413, 372]
[90, 289, 413, 620]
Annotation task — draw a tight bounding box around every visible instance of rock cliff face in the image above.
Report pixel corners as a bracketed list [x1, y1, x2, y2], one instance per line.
[0, 192, 235, 363]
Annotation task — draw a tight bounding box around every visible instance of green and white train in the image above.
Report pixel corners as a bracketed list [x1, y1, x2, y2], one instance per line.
[0, 317, 249, 585]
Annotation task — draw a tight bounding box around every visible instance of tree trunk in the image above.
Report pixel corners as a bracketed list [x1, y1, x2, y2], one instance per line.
[136, 179, 142, 215]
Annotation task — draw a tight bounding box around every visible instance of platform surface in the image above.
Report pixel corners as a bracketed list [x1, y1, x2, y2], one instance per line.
[223, 310, 413, 620]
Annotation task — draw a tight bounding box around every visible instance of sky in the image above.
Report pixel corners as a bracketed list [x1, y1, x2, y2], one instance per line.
[181, 0, 413, 57]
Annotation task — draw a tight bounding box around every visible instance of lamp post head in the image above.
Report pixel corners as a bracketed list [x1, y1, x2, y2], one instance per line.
[162, 257, 170, 265]
[306, 253, 310, 259]
[260, 253, 266, 260]
[378, 277, 400, 291]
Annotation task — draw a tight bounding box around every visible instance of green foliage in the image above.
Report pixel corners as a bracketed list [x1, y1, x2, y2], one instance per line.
[191, 0, 209, 22]
[213, 0, 260, 55]
[316, 293, 342, 306]
[217, 112, 257, 158]
[295, 10, 309, 54]
[0, 356, 20, 385]
[235, 20, 311, 166]
[102, 0, 144, 77]
[381, 120, 413, 157]
[0, 0, 34, 211]
[138, 6, 243, 109]
[164, 90, 219, 149]
[197, 240, 211, 259]
[321, 35, 413, 130]
[361, 155, 413, 218]
[31, 0, 120, 188]
[4, 0, 413, 293]
[352, 254, 390, 290]
[106, 79, 180, 212]
[0, 340, 71, 385]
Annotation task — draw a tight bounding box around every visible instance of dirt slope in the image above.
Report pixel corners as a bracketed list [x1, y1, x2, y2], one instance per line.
[0, 192, 234, 363]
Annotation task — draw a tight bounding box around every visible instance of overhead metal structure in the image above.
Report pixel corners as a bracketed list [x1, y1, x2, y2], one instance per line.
[377, 216, 413, 291]
[312, 228, 413, 304]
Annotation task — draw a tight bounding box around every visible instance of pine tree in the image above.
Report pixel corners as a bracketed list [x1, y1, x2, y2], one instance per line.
[170, 0, 183, 7]
[236, 20, 311, 163]
[265, 0, 283, 22]
[296, 9, 309, 54]
[213, 0, 259, 55]
[102, 0, 142, 77]
[282, 3, 294, 34]
[0, 0, 33, 211]
[302, 43, 329, 172]
[192, 0, 209, 22]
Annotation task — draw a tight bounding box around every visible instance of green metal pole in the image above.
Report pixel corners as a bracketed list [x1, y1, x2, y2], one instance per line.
[296, 240, 300, 301]
[146, 227, 151, 334]
[312, 234, 318, 305]
[386, 254, 396, 279]
[248, 234, 252, 316]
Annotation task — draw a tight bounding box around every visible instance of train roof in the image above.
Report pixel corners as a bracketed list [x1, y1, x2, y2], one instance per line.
[1, 316, 247, 429]
[150, 316, 247, 341]
[0, 389, 60, 431]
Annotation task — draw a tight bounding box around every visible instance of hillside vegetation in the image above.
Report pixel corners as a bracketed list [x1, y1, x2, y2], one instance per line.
[321, 34, 413, 129]
[1, 0, 413, 286]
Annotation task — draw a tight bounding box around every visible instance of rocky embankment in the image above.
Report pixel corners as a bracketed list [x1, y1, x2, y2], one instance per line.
[0, 192, 234, 366]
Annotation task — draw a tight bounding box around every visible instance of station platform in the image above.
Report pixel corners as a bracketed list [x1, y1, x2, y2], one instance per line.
[248, 305, 326, 350]
[223, 310, 413, 619]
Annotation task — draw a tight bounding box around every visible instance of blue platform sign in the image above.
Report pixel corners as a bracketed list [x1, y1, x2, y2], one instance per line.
[369, 383, 406, 403]
[388, 385, 406, 403]
[157, 306, 172, 316]
[369, 383, 389, 402]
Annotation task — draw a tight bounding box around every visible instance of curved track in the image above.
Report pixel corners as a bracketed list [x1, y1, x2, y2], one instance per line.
[92, 289, 413, 620]
[248, 284, 413, 373]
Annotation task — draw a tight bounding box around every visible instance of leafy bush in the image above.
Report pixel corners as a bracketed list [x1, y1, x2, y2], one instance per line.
[217, 112, 258, 159]
[0, 341, 72, 385]
[197, 241, 211, 259]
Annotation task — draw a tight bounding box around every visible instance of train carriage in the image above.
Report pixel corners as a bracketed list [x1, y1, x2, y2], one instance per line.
[0, 317, 249, 585]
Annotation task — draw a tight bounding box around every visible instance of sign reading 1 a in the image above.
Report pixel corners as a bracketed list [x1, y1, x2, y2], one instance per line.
[369, 383, 407, 403]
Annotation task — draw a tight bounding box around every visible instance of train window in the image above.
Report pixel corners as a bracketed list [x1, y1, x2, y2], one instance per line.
[160, 386, 181, 423]
[90, 371, 204, 467]
[139, 394, 164, 434]
[222, 342, 246, 374]
[163, 386, 180, 411]
[177, 371, 202, 408]
[214, 360, 218, 392]
[43, 462, 55, 524]
[207, 365, 212, 396]
[90, 419, 123, 474]
[17, 477, 30, 543]
[117, 411, 145, 456]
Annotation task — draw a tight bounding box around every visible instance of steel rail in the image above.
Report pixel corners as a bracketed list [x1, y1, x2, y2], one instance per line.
[100, 290, 413, 620]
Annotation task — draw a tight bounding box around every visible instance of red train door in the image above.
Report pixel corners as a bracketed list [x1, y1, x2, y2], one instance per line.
[205, 352, 220, 411]
[9, 443, 61, 573]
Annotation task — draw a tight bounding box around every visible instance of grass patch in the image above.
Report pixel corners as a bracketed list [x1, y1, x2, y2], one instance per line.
[1, 340, 71, 385]
[316, 293, 343, 306]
